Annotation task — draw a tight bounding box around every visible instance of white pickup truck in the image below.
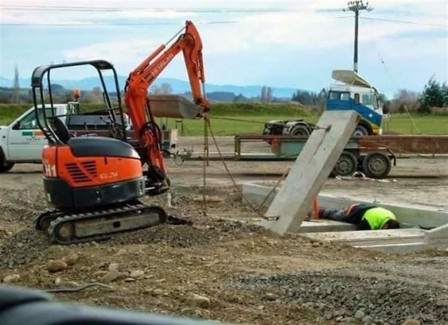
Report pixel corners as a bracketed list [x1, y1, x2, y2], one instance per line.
[1, 105, 64, 172]
[0, 104, 177, 173]
[0, 104, 131, 172]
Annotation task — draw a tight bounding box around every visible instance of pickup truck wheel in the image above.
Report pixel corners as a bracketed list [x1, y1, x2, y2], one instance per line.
[352, 125, 370, 137]
[290, 124, 310, 136]
[361, 152, 391, 179]
[0, 161, 14, 173]
[0, 149, 14, 173]
[330, 151, 358, 177]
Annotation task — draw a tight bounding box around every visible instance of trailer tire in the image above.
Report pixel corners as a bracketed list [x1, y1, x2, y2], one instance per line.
[330, 151, 358, 177]
[290, 124, 311, 136]
[352, 124, 370, 137]
[361, 152, 391, 179]
[0, 148, 14, 173]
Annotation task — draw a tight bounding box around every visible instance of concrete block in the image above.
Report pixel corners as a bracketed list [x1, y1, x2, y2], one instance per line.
[298, 220, 356, 233]
[262, 111, 358, 235]
[354, 242, 428, 254]
[425, 224, 448, 245]
[300, 228, 425, 245]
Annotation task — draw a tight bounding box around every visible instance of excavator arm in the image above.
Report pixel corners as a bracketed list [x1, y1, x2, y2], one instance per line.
[124, 20, 210, 194]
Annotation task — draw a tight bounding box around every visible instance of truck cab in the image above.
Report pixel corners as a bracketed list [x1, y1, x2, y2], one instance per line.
[326, 70, 383, 136]
[0, 105, 68, 171]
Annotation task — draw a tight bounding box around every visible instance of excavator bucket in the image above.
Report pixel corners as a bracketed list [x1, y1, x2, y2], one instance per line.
[149, 95, 204, 119]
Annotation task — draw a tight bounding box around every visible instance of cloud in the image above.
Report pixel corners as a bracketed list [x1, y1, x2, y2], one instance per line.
[64, 38, 159, 66]
[1, 0, 446, 91]
[0, 0, 198, 25]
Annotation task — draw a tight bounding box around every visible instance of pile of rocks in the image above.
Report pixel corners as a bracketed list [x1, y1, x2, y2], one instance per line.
[0, 229, 49, 268]
[236, 270, 448, 324]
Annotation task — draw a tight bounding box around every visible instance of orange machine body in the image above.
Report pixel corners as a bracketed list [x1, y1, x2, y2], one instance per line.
[41, 137, 146, 210]
[42, 145, 142, 188]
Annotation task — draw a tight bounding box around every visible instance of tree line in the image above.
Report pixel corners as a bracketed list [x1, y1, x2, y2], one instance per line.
[1, 77, 447, 114]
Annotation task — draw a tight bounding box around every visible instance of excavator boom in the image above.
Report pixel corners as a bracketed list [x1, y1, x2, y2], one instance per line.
[124, 20, 210, 193]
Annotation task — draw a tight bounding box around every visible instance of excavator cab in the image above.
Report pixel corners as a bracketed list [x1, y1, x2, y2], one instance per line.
[31, 60, 128, 144]
[31, 60, 167, 244]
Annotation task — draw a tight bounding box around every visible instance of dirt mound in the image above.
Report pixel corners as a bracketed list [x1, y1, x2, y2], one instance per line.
[0, 189, 45, 222]
[109, 220, 265, 247]
[236, 269, 448, 324]
[0, 229, 49, 269]
[0, 153, 447, 325]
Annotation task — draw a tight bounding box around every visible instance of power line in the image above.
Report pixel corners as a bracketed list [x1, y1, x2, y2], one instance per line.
[361, 16, 447, 28]
[0, 21, 240, 27]
[0, 5, 293, 13]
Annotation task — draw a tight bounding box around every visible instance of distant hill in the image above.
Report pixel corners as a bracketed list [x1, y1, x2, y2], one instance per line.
[0, 76, 298, 99]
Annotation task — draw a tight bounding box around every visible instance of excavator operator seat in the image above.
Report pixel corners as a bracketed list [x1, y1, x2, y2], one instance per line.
[67, 137, 141, 159]
[52, 117, 72, 144]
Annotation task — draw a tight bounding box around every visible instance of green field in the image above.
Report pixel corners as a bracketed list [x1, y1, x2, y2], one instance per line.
[169, 114, 448, 136]
[1, 103, 447, 135]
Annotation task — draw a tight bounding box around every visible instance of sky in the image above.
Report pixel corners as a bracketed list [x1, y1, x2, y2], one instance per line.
[0, 0, 447, 98]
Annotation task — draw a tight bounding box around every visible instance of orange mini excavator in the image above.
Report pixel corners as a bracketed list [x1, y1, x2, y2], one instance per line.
[32, 21, 210, 244]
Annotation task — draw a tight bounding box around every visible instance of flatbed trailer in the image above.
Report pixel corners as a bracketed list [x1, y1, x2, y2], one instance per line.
[354, 135, 448, 157]
[181, 134, 448, 179]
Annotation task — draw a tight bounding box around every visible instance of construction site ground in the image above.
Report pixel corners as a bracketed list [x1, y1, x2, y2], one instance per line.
[0, 136, 447, 325]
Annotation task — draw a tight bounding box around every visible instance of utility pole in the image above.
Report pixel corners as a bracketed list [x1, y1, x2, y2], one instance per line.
[345, 1, 373, 72]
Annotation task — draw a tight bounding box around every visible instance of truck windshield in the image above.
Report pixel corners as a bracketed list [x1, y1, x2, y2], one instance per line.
[16, 108, 54, 130]
[361, 94, 374, 106]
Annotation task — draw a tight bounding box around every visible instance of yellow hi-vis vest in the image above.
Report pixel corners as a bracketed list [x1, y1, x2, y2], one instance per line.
[362, 207, 396, 230]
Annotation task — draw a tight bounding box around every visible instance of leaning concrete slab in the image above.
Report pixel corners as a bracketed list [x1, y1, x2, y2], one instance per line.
[261, 111, 358, 235]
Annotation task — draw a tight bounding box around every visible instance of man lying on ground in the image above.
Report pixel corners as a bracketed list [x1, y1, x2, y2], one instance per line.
[318, 203, 401, 230]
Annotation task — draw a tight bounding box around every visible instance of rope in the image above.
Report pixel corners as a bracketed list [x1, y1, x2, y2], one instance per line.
[204, 116, 287, 219]
[257, 167, 290, 211]
[372, 40, 421, 134]
[45, 282, 114, 293]
[211, 116, 267, 124]
[202, 116, 209, 216]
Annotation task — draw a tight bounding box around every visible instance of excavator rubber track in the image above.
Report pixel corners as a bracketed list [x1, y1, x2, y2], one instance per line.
[34, 209, 62, 232]
[38, 201, 168, 245]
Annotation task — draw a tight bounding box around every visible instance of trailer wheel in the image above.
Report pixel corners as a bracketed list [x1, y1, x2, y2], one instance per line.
[352, 124, 370, 137]
[361, 152, 391, 179]
[0, 149, 14, 173]
[330, 151, 358, 177]
[290, 124, 310, 136]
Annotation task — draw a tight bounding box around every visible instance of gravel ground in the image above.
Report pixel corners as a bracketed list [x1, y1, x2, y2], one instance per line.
[0, 136, 447, 325]
[235, 264, 448, 324]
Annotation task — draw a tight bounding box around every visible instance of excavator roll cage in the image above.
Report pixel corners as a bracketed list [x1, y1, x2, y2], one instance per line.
[31, 60, 126, 145]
